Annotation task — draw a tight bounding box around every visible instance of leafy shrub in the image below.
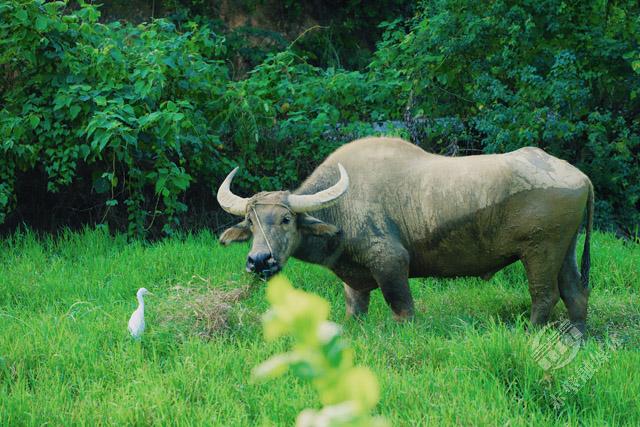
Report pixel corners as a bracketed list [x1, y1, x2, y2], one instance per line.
[1, 0, 638, 236]
[372, 0, 640, 231]
[219, 51, 404, 191]
[0, 0, 231, 235]
[99, 0, 415, 71]
[253, 276, 388, 427]
[0, 1, 398, 237]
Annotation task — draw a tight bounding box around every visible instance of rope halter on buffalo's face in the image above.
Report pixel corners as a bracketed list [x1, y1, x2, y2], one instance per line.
[216, 164, 349, 278]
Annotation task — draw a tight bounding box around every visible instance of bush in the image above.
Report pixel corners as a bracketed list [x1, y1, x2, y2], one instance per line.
[0, 1, 399, 237]
[372, 0, 640, 231]
[0, 1, 231, 236]
[1, 0, 638, 236]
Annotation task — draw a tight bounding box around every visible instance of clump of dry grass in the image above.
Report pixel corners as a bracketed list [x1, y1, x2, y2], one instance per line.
[157, 275, 254, 341]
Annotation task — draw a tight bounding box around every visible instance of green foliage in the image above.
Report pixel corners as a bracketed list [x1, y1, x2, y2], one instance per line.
[285, 0, 416, 70]
[0, 1, 400, 237]
[1, 0, 638, 235]
[220, 51, 402, 191]
[253, 275, 388, 426]
[372, 0, 640, 230]
[0, 0, 230, 236]
[133, 0, 415, 71]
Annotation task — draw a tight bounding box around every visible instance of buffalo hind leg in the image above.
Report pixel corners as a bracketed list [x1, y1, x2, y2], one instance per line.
[370, 246, 414, 321]
[558, 235, 590, 333]
[343, 283, 371, 318]
[523, 250, 563, 327]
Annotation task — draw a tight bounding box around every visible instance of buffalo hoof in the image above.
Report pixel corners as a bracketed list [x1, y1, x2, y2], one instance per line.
[392, 309, 415, 322]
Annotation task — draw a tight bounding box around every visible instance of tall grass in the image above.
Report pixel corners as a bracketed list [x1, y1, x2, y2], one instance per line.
[0, 230, 638, 425]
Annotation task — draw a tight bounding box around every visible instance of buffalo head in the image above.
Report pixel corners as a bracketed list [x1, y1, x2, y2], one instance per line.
[216, 164, 349, 279]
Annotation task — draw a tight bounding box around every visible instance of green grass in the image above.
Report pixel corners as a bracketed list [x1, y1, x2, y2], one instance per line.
[0, 229, 638, 426]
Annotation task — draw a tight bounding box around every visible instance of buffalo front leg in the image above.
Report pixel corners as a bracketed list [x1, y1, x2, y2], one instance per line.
[378, 276, 414, 321]
[370, 246, 414, 321]
[343, 283, 371, 318]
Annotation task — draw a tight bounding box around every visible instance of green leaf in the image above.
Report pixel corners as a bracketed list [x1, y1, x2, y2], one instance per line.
[95, 96, 107, 106]
[15, 9, 27, 23]
[35, 16, 48, 32]
[92, 130, 110, 152]
[44, 2, 65, 15]
[252, 353, 300, 381]
[171, 173, 191, 191]
[69, 105, 81, 120]
[290, 360, 318, 380]
[29, 116, 40, 129]
[93, 177, 110, 194]
[323, 334, 347, 368]
[155, 176, 168, 194]
[78, 144, 90, 160]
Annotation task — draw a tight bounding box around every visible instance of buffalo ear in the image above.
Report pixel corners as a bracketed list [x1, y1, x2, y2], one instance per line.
[298, 214, 339, 237]
[220, 220, 252, 245]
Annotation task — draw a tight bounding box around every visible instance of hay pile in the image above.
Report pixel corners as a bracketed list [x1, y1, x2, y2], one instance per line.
[156, 275, 254, 341]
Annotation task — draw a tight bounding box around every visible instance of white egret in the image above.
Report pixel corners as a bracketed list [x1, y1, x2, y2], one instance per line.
[128, 288, 152, 339]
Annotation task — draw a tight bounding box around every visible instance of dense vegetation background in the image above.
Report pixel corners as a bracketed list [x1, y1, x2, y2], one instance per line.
[1, 0, 638, 238]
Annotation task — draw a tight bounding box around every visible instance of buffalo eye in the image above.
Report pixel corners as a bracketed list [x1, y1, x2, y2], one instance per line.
[247, 217, 253, 226]
[281, 216, 291, 225]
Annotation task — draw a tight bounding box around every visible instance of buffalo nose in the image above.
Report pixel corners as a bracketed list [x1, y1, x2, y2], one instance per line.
[247, 252, 270, 272]
[246, 252, 280, 277]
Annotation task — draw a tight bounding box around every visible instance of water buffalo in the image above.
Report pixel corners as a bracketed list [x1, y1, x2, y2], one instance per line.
[217, 137, 593, 331]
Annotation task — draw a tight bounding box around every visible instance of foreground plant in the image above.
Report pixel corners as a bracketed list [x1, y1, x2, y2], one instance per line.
[253, 276, 388, 427]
